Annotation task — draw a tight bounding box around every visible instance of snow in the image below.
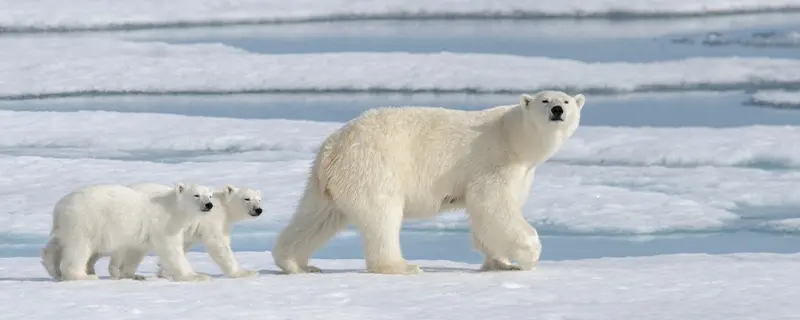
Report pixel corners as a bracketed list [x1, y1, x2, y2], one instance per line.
[750, 90, 800, 108]
[2, 0, 800, 32]
[4, 38, 800, 99]
[1, 110, 799, 236]
[558, 125, 800, 168]
[1, 251, 797, 320]
[757, 218, 800, 232]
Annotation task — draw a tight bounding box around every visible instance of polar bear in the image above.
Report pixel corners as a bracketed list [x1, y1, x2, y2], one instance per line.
[40, 183, 215, 281]
[272, 90, 586, 275]
[118, 183, 263, 279]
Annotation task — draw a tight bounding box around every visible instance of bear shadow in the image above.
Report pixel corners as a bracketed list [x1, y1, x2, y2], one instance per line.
[258, 266, 477, 275]
[0, 276, 57, 282]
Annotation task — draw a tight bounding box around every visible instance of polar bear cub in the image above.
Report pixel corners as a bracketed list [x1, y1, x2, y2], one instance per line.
[126, 183, 263, 278]
[272, 90, 586, 275]
[41, 183, 215, 281]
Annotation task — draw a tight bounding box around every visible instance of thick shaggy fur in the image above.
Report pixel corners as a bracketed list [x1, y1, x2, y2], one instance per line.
[41, 183, 215, 281]
[272, 90, 586, 274]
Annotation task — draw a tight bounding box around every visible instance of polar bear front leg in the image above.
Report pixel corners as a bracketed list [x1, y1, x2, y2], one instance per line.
[470, 232, 521, 271]
[465, 181, 540, 271]
[120, 249, 148, 280]
[202, 235, 257, 278]
[153, 235, 211, 282]
[351, 202, 421, 275]
[157, 242, 191, 279]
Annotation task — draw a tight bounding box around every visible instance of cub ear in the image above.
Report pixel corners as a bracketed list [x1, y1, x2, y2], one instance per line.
[176, 183, 186, 194]
[224, 184, 236, 196]
[520, 94, 533, 109]
[574, 94, 586, 109]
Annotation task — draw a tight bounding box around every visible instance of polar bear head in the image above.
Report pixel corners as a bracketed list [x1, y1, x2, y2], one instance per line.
[175, 183, 215, 214]
[219, 185, 263, 221]
[520, 90, 585, 137]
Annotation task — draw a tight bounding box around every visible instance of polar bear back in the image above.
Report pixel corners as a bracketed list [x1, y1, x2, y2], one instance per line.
[52, 184, 172, 250]
[316, 105, 518, 218]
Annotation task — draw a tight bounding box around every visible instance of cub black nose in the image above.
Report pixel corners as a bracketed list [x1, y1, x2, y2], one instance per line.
[204, 202, 214, 210]
[551, 106, 563, 116]
[255, 208, 263, 214]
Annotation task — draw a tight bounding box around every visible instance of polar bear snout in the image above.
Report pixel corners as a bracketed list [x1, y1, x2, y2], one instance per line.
[549, 106, 564, 121]
[250, 207, 263, 216]
[202, 202, 214, 211]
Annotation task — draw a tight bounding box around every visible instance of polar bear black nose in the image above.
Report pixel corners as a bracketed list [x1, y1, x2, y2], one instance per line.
[204, 202, 214, 210]
[551, 106, 563, 116]
[254, 208, 263, 214]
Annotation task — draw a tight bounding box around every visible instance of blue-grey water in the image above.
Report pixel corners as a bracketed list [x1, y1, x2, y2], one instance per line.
[3, 16, 800, 265]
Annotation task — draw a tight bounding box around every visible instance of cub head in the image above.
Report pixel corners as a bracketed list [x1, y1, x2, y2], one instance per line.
[219, 185, 263, 221]
[175, 183, 215, 214]
[520, 90, 585, 136]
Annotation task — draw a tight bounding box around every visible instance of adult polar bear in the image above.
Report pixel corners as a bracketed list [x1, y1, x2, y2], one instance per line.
[272, 90, 586, 275]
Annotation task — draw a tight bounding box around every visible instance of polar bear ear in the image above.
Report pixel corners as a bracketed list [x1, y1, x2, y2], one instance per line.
[176, 183, 186, 194]
[574, 94, 586, 109]
[520, 94, 533, 109]
[224, 185, 236, 196]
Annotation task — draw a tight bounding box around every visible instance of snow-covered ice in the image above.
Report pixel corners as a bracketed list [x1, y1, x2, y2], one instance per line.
[750, 90, 800, 108]
[4, 38, 800, 98]
[2, 0, 800, 32]
[0, 251, 797, 320]
[1, 1, 798, 318]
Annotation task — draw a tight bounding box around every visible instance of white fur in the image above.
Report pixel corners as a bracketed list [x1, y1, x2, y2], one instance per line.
[125, 183, 263, 279]
[40, 182, 215, 282]
[272, 90, 586, 274]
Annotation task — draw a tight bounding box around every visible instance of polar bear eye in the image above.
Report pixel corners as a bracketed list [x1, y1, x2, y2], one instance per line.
[244, 198, 251, 201]
[541, 99, 549, 103]
[194, 194, 200, 198]
[564, 101, 569, 104]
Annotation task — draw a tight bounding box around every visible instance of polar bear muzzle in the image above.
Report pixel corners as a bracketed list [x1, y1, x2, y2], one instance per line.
[549, 105, 564, 121]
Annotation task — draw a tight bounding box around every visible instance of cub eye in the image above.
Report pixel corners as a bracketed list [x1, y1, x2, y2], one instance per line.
[564, 101, 569, 104]
[541, 99, 549, 103]
[244, 198, 251, 201]
[194, 195, 199, 198]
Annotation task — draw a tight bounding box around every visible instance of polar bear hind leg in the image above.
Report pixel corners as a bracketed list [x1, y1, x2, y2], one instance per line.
[86, 252, 101, 275]
[59, 237, 99, 281]
[272, 176, 349, 274]
[107, 249, 147, 280]
[350, 199, 421, 275]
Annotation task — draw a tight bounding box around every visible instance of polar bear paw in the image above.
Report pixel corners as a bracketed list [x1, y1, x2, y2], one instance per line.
[368, 262, 423, 275]
[169, 272, 212, 282]
[228, 269, 259, 278]
[303, 265, 322, 273]
[480, 258, 523, 272]
[60, 273, 100, 281]
[130, 274, 147, 281]
[111, 273, 148, 281]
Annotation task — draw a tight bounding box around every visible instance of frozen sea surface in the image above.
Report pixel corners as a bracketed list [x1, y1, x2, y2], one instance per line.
[1, 2, 799, 318]
[1, 252, 798, 320]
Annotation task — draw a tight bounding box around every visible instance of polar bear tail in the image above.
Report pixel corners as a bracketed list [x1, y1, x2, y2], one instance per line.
[272, 161, 349, 274]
